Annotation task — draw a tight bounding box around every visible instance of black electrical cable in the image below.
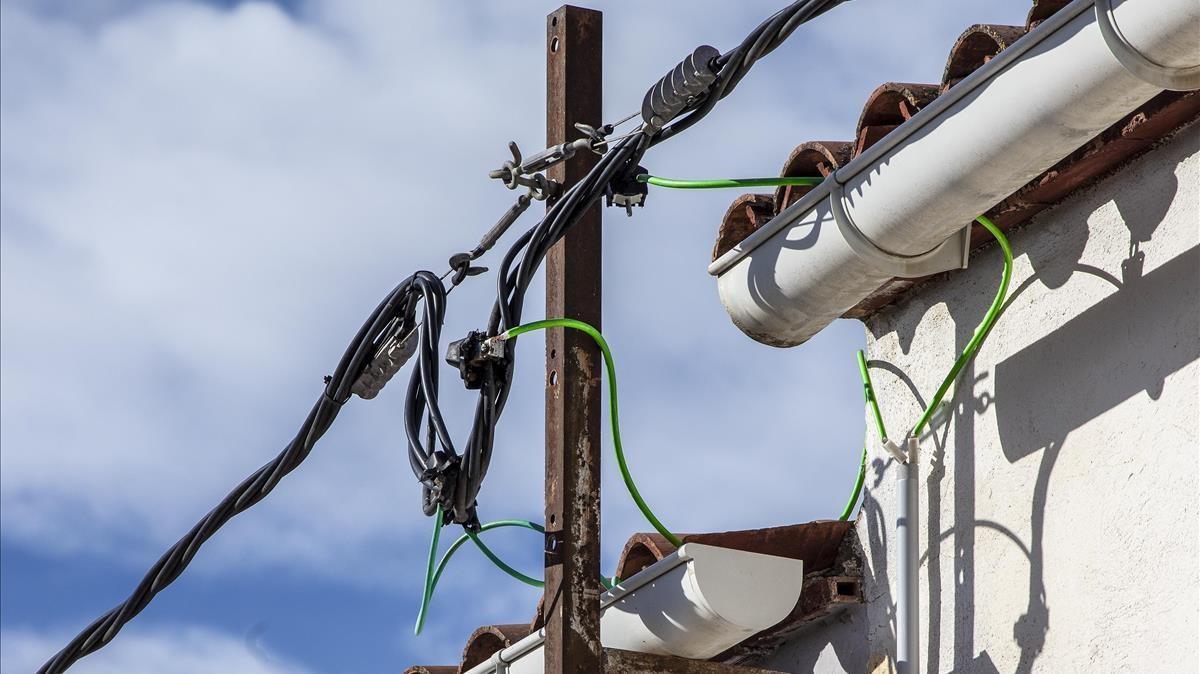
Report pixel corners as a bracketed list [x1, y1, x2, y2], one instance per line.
[654, 0, 845, 145]
[39, 271, 447, 674]
[413, 0, 848, 528]
[43, 1, 851, 669]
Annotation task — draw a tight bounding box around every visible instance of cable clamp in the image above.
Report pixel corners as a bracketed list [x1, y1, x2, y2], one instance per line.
[446, 330, 508, 390]
[1095, 0, 1200, 91]
[828, 180, 970, 278]
[420, 454, 479, 528]
[606, 165, 649, 217]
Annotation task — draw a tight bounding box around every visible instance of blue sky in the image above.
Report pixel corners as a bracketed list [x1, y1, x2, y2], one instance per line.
[0, 0, 1026, 671]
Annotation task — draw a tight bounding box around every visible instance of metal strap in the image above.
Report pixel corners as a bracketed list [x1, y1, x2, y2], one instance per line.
[1095, 0, 1200, 91]
[828, 182, 970, 279]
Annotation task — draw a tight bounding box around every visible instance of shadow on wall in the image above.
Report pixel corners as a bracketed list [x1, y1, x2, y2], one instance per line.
[995, 244, 1199, 458]
[986, 246, 1199, 674]
[850, 133, 1197, 674]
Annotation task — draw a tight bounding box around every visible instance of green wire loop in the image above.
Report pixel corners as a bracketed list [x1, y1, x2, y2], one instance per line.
[410, 177, 1012, 633]
[504, 318, 682, 547]
[635, 175, 1013, 529]
[414, 519, 545, 635]
[840, 215, 1012, 521]
[636, 174, 823, 190]
[413, 195, 1012, 627]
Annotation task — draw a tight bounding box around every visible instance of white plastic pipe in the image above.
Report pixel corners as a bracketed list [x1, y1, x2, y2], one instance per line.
[710, 0, 1200, 347]
[461, 543, 805, 674]
[895, 439, 920, 674]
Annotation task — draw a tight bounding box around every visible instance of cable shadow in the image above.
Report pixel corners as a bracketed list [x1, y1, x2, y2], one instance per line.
[859, 157, 1192, 671]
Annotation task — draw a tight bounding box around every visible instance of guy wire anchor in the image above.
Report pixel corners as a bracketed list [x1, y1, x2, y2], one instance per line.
[488, 123, 612, 195]
[451, 128, 616, 283]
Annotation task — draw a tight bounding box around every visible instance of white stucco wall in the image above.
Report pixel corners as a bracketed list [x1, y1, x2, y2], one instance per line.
[755, 123, 1199, 674]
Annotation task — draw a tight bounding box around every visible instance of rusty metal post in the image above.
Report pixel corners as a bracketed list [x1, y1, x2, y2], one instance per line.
[543, 5, 603, 674]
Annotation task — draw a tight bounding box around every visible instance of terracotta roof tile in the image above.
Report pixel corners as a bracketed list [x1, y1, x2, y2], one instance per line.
[458, 624, 534, 673]
[1027, 0, 1073, 29]
[714, 193, 775, 261]
[775, 140, 853, 211]
[855, 83, 940, 155]
[942, 24, 1026, 90]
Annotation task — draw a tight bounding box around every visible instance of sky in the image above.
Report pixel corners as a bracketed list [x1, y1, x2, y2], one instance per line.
[0, 0, 1028, 671]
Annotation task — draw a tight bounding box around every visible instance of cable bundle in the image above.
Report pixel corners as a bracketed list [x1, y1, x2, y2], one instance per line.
[417, 0, 848, 527]
[42, 2, 850, 669]
[39, 271, 448, 673]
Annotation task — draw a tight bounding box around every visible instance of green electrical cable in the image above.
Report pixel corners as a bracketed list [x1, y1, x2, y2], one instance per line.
[636, 174, 823, 190]
[839, 352, 885, 521]
[910, 215, 1012, 438]
[466, 528, 543, 588]
[838, 440, 867, 522]
[416, 504, 444, 635]
[857, 350, 888, 441]
[839, 352, 886, 521]
[413, 196, 1011, 629]
[639, 175, 1012, 513]
[414, 519, 544, 635]
[839, 215, 1011, 520]
[502, 318, 683, 547]
[840, 218, 1008, 510]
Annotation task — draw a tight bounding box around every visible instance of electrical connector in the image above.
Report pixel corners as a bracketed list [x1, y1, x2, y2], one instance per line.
[606, 165, 649, 217]
[445, 330, 508, 390]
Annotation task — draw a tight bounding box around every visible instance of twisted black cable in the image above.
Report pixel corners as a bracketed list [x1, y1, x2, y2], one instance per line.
[40, 1, 851, 668]
[654, 0, 846, 146]
[40, 271, 447, 674]
[422, 0, 849, 527]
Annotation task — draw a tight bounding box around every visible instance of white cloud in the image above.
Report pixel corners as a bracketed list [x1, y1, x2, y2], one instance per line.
[1, 624, 314, 674]
[1, 0, 1031, 596]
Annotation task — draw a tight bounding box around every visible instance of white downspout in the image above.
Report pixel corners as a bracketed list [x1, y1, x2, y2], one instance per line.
[895, 438, 920, 674]
[710, 0, 1200, 347]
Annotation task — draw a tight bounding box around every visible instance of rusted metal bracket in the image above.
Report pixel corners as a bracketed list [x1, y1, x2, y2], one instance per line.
[603, 649, 788, 674]
[543, 5, 604, 674]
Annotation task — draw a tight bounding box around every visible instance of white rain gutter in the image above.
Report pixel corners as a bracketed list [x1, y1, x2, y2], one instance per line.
[461, 543, 805, 674]
[709, 0, 1200, 347]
